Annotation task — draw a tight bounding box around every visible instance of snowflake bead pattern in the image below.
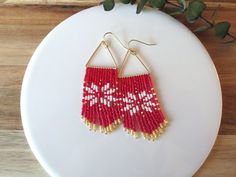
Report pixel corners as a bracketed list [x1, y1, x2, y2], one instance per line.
[84, 82, 117, 107]
[81, 67, 168, 140]
[81, 67, 121, 133]
[121, 91, 157, 116]
[117, 74, 168, 140]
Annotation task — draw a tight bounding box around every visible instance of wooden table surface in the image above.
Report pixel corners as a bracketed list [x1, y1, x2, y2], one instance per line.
[0, 1, 235, 177]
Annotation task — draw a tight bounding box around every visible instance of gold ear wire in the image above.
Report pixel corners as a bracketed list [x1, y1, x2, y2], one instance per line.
[85, 39, 118, 68]
[119, 39, 157, 77]
[128, 39, 156, 47]
[103, 32, 129, 50]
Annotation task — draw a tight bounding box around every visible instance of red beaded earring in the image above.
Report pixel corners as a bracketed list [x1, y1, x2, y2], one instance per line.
[81, 39, 121, 134]
[117, 40, 168, 140]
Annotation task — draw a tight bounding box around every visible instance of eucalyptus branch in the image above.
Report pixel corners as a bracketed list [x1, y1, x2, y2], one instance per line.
[165, 0, 235, 42]
[102, 0, 236, 44]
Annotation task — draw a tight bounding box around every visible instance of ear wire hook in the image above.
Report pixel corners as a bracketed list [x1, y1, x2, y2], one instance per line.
[128, 39, 156, 48]
[119, 39, 156, 76]
[103, 32, 129, 50]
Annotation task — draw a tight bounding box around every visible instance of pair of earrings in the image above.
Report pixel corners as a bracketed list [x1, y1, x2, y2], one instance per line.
[81, 32, 168, 140]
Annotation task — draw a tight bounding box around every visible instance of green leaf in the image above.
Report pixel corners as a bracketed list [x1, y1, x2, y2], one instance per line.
[185, 0, 206, 23]
[194, 25, 211, 33]
[149, 0, 166, 9]
[103, 0, 115, 11]
[214, 21, 231, 39]
[136, 0, 148, 14]
[177, 0, 186, 9]
[120, 0, 131, 4]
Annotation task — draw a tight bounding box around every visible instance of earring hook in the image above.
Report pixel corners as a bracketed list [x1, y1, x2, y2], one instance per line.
[103, 32, 129, 50]
[128, 39, 156, 48]
[103, 32, 156, 51]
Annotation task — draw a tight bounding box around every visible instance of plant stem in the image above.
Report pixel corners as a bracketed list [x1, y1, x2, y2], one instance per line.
[227, 32, 236, 40]
[199, 16, 213, 27]
[166, 0, 236, 41]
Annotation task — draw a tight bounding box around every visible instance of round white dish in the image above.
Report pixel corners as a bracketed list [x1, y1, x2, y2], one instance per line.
[21, 4, 222, 177]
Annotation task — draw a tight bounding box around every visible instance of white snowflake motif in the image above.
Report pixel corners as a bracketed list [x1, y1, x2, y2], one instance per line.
[83, 82, 117, 107]
[121, 91, 157, 116]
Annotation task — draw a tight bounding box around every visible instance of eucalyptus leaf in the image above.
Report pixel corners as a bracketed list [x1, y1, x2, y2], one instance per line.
[194, 25, 211, 33]
[136, 0, 148, 14]
[103, 0, 115, 11]
[177, 0, 186, 9]
[121, 0, 131, 4]
[186, 0, 206, 23]
[149, 0, 166, 9]
[214, 21, 231, 39]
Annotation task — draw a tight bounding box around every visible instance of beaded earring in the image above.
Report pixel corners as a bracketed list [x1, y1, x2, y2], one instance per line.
[81, 37, 121, 134]
[117, 40, 168, 140]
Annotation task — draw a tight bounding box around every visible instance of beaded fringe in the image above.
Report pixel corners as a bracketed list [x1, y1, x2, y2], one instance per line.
[124, 120, 168, 140]
[81, 67, 168, 141]
[81, 116, 121, 134]
[81, 67, 121, 133]
[118, 74, 168, 141]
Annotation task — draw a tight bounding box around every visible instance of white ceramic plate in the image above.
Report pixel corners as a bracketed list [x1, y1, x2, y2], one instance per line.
[21, 4, 222, 177]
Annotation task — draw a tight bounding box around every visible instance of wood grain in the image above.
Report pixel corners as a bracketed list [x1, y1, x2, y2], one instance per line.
[194, 135, 236, 177]
[0, 130, 235, 176]
[0, 130, 49, 177]
[0, 0, 236, 8]
[0, 2, 235, 177]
